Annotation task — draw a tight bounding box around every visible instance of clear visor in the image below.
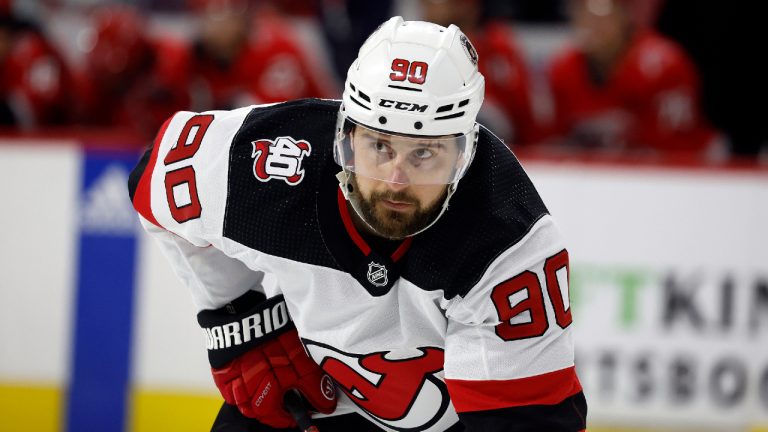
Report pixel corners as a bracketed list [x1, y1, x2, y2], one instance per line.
[334, 114, 477, 185]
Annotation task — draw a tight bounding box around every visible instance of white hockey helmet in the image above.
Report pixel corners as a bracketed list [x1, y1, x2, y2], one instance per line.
[334, 17, 485, 237]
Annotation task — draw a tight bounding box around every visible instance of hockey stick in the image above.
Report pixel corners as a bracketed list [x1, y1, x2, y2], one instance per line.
[283, 390, 319, 432]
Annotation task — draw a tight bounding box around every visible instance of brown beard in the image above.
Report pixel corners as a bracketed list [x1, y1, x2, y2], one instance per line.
[350, 176, 447, 239]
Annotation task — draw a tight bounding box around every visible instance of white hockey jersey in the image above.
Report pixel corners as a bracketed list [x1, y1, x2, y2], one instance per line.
[128, 99, 584, 431]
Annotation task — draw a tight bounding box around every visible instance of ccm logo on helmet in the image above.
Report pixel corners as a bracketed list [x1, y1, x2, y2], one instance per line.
[378, 99, 428, 112]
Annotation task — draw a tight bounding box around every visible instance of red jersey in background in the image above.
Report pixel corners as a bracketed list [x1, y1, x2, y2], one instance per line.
[76, 7, 191, 140]
[189, 12, 334, 111]
[471, 21, 544, 147]
[248, 14, 335, 103]
[548, 31, 719, 155]
[1, 31, 73, 127]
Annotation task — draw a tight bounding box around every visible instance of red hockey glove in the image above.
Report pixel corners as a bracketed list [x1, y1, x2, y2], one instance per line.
[198, 292, 337, 428]
[212, 328, 336, 427]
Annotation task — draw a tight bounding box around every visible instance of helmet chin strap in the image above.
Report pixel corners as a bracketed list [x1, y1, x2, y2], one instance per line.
[336, 170, 458, 240]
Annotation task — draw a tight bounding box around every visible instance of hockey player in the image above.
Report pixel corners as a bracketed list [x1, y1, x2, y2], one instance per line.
[129, 17, 587, 431]
[76, 5, 191, 139]
[547, 0, 722, 156]
[0, 6, 74, 128]
[187, 0, 334, 112]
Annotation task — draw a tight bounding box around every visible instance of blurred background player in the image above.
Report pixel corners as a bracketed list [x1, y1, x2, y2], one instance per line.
[0, 0, 73, 129]
[187, 0, 258, 110]
[546, 0, 724, 158]
[316, 0, 394, 87]
[420, 0, 544, 147]
[187, 0, 334, 112]
[75, 5, 190, 139]
[245, 3, 336, 103]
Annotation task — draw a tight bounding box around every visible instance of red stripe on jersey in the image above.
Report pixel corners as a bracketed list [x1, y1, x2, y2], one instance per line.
[390, 237, 412, 262]
[337, 188, 371, 256]
[445, 366, 582, 412]
[132, 116, 173, 228]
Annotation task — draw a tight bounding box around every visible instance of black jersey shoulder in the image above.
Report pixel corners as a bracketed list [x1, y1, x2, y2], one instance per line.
[403, 126, 549, 300]
[222, 98, 342, 268]
[128, 139, 152, 203]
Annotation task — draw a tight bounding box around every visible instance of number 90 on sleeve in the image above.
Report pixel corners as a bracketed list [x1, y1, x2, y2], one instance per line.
[162, 115, 214, 223]
[490, 249, 573, 341]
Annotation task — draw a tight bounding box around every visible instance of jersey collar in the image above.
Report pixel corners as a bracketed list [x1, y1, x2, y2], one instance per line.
[317, 174, 412, 296]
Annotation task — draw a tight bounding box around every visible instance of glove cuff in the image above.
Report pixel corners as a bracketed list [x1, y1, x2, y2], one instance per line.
[197, 291, 295, 368]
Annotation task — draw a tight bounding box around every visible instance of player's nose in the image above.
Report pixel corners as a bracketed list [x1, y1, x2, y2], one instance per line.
[385, 166, 410, 191]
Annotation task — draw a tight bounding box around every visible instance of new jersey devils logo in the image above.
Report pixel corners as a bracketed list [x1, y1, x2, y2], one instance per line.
[251, 136, 311, 185]
[304, 341, 452, 431]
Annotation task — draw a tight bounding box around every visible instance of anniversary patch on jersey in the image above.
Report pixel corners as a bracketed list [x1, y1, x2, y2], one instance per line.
[304, 340, 453, 432]
[251, 136, 311, 185]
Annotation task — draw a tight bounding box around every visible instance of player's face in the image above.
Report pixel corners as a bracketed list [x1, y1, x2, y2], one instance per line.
[570, 0, 631, 59]
[350, 126, 462, 185]
[199, 9, 248, 60]
[349, 127, 453, 238]
[351, 174, 448, 239]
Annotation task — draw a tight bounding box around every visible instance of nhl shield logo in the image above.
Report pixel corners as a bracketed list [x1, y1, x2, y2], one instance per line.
[367, 262, 388, 287]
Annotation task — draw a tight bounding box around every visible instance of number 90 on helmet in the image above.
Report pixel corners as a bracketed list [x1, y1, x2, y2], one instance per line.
[334, 16, 485, 187]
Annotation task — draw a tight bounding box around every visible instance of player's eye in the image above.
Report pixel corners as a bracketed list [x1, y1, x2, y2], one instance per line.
[412, 147, 435, 160]
[373, 140, 393, 155]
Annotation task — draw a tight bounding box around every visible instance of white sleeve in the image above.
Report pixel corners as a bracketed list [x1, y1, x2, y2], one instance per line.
[132, 106, 269, 311]
[142, 107, 254, 246]
[442, 215, 582, 412]
[140, 215, 267, 311]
